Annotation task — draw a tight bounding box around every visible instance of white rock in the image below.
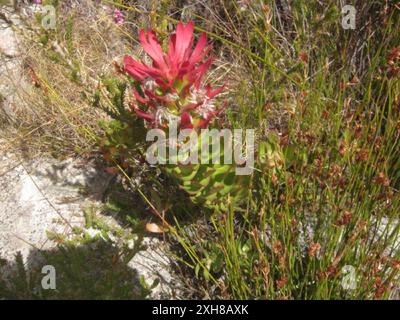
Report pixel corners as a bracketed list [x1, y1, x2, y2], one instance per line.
[0, 155, 113, 263]
[128, 237, 182, 299]
[85, 227, 102, 239]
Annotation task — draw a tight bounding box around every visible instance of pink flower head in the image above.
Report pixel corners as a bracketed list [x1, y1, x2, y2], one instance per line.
[114, 9, 124, 25]
[123, 21, 226, 129]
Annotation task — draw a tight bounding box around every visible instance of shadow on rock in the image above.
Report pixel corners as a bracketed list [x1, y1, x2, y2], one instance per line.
[0, 238, 152, 300]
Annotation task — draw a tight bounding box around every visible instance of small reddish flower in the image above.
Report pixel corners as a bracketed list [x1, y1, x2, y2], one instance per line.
[308, 242, 321, 258]
[113, 9, 124, 25]
[374, 172, 390, 187]
[276, 277, 288, 289]
[123, 22, 225, 129]
[387, 47, 400, 77]
[273, 240, 283, 255]
[335, 211, 353, 226]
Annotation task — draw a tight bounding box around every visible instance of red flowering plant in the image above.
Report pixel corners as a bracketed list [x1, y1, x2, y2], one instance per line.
[97, 22, 282, 209]
[123, 21, 225, 131]
[118, 21, 254, 209]
[115, 22, 281, 210]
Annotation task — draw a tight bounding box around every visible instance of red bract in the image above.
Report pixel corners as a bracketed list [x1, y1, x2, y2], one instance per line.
[123, 21, 225, 129]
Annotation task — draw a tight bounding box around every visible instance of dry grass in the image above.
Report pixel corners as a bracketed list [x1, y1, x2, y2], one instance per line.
[1, 0, 133, 159]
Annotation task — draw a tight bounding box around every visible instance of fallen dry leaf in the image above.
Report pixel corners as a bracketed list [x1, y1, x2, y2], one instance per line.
[145, 222, 165, 234]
